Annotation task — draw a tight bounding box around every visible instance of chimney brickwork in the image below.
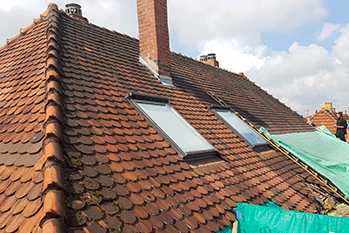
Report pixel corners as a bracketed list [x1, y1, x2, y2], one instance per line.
[324, 102, 332, 110]
[137, 0, 171, 77]
[200, 53, 219, 67]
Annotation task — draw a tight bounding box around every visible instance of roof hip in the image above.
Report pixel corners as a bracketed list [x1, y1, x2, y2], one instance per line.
[37, 3, 66, 232]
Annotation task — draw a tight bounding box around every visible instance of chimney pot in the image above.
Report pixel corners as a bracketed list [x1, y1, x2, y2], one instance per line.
[200, 53, 219, 67]
[200, 55, 207, 62]
[65, 3, 83, 17]
[207, 53, 217, 61]
[324, 102, 332, 110]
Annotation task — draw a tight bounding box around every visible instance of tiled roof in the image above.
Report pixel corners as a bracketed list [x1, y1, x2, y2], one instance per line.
[0, 4, 341, 233]
[0, 5, 49, 232]
[309, 108, 348, 140]
[310, 108, 337, 134]
[171, 54, 315, 135]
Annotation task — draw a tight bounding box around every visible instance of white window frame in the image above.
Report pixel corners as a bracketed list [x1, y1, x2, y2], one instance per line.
[126, 93, 218, 161]
[209, 105, 268, 148]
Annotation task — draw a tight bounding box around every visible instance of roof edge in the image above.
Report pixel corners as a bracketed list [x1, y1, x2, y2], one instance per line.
[172, 52, 312, 130]
[310, 107, 337, 122]
[35, 3, 67, 232]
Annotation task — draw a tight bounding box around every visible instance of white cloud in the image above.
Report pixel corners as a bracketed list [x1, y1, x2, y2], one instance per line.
[317, 22, 341, 41]
[3, 0, 349, 115]
[0, 0, 25, 11]
[0, 1, 138, 47]
[332, 24, 349, 66]
[199, 24, 349, 114]
[80, 0, 137, 38]
[0, 0, 327, 51]
[199, 38, 268, 73]
[168, 0, 326, 47]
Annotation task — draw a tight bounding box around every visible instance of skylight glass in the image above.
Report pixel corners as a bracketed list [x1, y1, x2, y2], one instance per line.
[213, 109, 267, 147]
[136, 101, 216, 156]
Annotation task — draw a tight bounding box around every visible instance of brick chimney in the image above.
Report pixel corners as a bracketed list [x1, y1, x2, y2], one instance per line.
[200, 53, 219, 67]
[65, 3, 82, 17]
[65, 3, 88, 22]
[137, 0, 172, 83]
[324, 102, 335, 112]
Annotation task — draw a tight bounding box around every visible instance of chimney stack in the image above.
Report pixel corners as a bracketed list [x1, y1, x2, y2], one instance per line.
[200, 53, 219, 67]
[65, 3, 88, 22]
[137, 0, 172, 81]
[65, 3, 82, 17]
[324, 102, 333, 110]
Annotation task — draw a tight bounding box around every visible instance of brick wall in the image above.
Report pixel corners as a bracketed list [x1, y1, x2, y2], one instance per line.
[206, 60, 219, 68]
[137, 0, 171, 76]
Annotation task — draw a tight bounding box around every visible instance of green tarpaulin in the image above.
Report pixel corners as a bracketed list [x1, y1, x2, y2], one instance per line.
[261, 126, 349, 198]
[236, 201, 349, 233]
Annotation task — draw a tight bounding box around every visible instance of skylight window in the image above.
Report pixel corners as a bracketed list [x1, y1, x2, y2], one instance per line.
[209, 105, 268, 148]
[126, 93, 217, 159]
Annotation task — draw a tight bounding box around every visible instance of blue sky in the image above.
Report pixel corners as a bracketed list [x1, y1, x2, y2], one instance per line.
[260, 0, 349, 53]
[169, 0, 349, 56]
[1, 0, 349, 116]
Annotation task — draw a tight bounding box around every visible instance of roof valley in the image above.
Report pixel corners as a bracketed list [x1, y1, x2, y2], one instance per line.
[36, 3, 66, 232]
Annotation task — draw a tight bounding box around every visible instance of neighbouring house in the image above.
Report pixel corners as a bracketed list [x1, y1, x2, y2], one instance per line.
[308, 102, 349, 141]
[0, 1, 345, 233]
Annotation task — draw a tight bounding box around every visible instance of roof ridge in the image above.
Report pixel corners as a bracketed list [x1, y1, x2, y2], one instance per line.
[311, 108, 337, 122]
[309, 109, 320, 120]
[172, 51, 241, 76]
[173, 52, 307, 129]
[63, 11, 139, 42]
[33, 3, 66, 232]
[326, 109, 337, 121]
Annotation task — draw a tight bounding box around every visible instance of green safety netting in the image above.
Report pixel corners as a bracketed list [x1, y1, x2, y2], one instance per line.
[260, 126, 349, 198]
[235, 201, 349, 233]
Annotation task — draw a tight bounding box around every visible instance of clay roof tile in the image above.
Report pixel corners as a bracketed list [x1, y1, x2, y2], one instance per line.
[0, 3, 340, 233]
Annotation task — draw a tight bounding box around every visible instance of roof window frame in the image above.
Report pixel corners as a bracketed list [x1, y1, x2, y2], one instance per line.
[209, 105, 268, 148]
[126, 93, 219, 161]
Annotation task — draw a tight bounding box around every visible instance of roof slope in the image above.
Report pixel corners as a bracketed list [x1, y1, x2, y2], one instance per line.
[310, 108, 337, 133]
[171, 54, 315, 135]
[310, 108, 347, 140]
[0, 4, 339, 233]
[57, 6, 327, 232]
[0, 8, 48, 233]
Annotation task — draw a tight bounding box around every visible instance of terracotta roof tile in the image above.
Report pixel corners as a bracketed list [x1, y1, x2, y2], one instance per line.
[0, 3, 343, 233]
[309, 108, 348, 140]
